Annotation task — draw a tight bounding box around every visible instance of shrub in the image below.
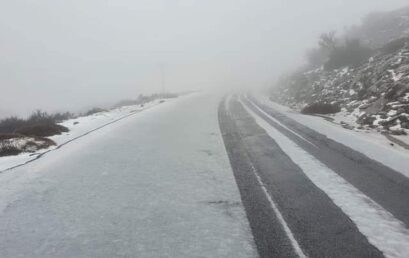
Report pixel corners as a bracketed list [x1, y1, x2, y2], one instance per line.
[306, 31, 338, 68]
[0, 133, 24, 140]
[112, 93, 178, 109]
[0, 134, 56, 157]
[0, 117, 26, 134]
[85, 107, 107, 116]
[301, 103, 341, 114]
[380, 37, 409, 54]
[0, 110, 72, 157]
[0, 144, 21, 157]
[27, 110, 56, 124]
[52, 112, 75, 122]
[319, 31, 338, 51]
[0, 110, 73, 135]
[307, 48, 329, 68]
[14, 123, 68, 137]
[324, 39, 374, 70]
[306, 33, 373, 70]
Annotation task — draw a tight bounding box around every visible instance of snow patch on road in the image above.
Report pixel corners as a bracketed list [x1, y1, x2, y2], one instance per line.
[243, 101, 409, 258]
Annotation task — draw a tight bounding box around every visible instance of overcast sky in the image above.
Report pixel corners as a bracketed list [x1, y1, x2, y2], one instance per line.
[1, 0, 408, 117]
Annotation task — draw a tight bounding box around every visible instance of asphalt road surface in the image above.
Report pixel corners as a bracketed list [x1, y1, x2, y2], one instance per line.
[219, 95, 409, 258]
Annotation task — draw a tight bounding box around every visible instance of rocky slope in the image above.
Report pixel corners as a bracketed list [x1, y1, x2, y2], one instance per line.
[271, 7, 409, 136]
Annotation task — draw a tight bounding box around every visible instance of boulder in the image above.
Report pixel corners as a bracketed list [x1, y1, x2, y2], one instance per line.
[301, 102, 341, 115]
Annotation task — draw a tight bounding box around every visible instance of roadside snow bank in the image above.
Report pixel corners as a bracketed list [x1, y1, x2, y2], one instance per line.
[0, 99, 165, 171]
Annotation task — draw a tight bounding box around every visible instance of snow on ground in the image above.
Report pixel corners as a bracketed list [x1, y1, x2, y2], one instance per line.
[0, 99, 164, 172]
[243, 101, 409, 258]
[392, 134, 409, 146]
[51, 100, 162, 145]
[0, 93, 256, 257]
[254, 94, 409, 178]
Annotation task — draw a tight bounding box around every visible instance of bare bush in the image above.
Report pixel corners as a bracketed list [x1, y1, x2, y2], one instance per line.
[0, 110, 71, 137]
[0, 133, 56, 157]
[324, 39, 373, 70]
[14, 124, 68, 137]
[301, 103, 341, 115]
[85, 108, 107, 116]
[0, 117, 26, 134]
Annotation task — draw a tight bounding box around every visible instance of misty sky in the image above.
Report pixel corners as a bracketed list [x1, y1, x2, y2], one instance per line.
[1, 0, 408, 117]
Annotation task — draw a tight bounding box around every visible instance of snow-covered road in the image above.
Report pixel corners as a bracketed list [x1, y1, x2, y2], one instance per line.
[0, 93, 257, 258]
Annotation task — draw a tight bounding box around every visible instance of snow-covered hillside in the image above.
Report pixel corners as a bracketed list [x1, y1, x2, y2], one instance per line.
[272, 41, 409, 136]
[271, 6, 409, 138]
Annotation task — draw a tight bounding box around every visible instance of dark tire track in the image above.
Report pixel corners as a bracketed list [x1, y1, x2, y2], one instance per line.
[219, 98, 297, 258]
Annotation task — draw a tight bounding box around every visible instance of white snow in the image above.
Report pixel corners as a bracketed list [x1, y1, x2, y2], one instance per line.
[393, 134, 409, 146]
[243, 100, 409, 258]
[0, 100, 163, 171]
[254, 94, 409, 178]
[51, 99, 163, 145]
[403, 93, 409, 102]
[341, 67, 349, 74]
[389, 70, 404, 82]
[0, 93, 257, 257]
[1, 137, 49, 152]
[388, 110, 398, 116]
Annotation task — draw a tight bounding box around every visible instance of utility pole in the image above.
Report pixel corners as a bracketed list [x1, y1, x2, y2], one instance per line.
[160, 64, 166, 95]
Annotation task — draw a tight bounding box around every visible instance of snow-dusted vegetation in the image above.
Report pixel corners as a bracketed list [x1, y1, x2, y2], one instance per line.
[0, 94, 177, 170]
[271, 6, 409, 136]
[0, 134, 55, 157]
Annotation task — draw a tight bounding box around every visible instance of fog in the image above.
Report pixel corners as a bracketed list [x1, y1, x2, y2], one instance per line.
[1, 0, 408, 117]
